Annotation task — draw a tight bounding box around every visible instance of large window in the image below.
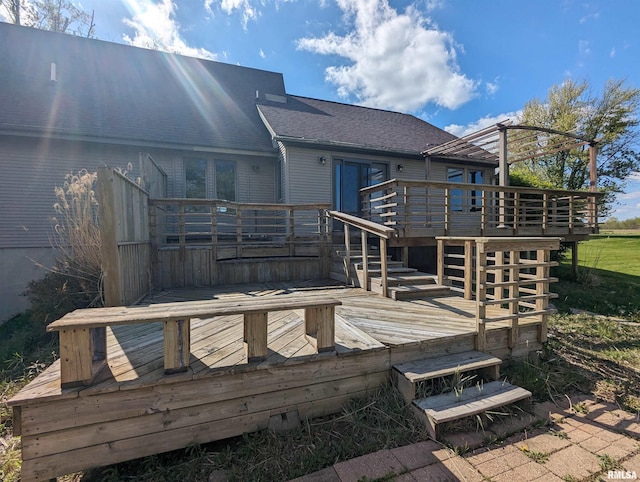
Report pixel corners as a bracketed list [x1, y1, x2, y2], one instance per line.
[447, 167, 485, 213]
[185, 158, 207, 199]
[215, 161, 236, 201]
[184, 158, 236, 201]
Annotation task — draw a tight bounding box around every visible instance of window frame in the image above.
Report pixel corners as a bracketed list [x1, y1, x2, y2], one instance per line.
[183, 157, 237, 201]
[446, 166, 487, 213]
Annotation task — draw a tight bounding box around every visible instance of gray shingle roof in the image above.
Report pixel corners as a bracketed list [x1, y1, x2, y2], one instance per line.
[257, 96, 458, 156]
[0, 23, 284, 152]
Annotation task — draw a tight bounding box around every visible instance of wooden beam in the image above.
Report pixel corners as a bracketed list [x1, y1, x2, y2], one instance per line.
[304, 306, 335, 352]
[244, 312, 268, 362]
[164, 319, 191, 373]
[97, 168, 122, 307]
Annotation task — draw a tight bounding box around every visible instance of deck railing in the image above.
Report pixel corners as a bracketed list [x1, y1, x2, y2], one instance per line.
[362, 179, 600, 237]
[98, 167, 151, 307]
[436, 236, 560, 351]
[327, 210, 396, 297]
[149, 199, 331, 260]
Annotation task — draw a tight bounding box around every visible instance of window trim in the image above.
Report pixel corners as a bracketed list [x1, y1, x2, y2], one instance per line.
[183, 157, 237, 201]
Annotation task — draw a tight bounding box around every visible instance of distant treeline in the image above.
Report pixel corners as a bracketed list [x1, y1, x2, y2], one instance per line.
[602, 217, 640, 230]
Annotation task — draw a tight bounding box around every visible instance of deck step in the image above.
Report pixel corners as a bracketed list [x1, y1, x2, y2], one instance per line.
[364, 266, 417, 275]
[373, 274, 438, 287]
[393, 351, 502, 403]
[388, 284, 451, 300]
[412, 380, 532, 440]
[353, 260, 404, 269]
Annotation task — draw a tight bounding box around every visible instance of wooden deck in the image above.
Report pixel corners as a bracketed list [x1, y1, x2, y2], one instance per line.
[10, 279, 544, 481]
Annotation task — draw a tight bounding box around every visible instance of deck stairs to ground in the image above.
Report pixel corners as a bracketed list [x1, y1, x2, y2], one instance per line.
[329, 246, 451, 300]
[392, 351, 532, 440]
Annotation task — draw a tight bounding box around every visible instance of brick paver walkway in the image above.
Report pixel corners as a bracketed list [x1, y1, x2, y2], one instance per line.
[289, 397, 640, 482]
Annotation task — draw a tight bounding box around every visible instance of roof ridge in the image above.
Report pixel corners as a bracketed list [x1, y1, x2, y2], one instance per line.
[288, 94, 418, 118]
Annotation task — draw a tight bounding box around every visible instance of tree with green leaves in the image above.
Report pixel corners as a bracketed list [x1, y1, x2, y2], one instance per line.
[1, 0, 95, 37]
[511, 79, 640, 216]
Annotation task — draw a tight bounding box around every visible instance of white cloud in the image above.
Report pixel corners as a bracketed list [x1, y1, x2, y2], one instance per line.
[610, 47, 616, 58]
[444, 111, 522, 138]
[579, 12, 599, 24]
[486, 79, 499, 96]
[297, 0, 477, 113]
[123, 0, 217, 60]
[578, 39, 591, 56]
[206, 0, 260, 29]
[259, 48, 266, 58]
[628, 172, 640, 181]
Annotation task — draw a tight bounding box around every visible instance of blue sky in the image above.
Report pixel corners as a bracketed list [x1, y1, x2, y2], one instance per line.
[3, 0, 640, 219]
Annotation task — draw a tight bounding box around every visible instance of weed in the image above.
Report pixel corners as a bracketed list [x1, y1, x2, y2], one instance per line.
[522, 449, 549, 463]
[562, 475, 579, 482]
[572, 402, 589, 415]
[598, 453, 622, 472]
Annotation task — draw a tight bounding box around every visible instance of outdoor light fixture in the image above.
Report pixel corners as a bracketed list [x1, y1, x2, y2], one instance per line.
[397, 164, 403, 172]
[319, 156, 327, 165]
[251, 164, 260, 172]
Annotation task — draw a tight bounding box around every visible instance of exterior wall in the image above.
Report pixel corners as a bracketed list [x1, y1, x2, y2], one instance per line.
[157, 152, 275, 203]
[0, 247, 56, 322]
[282, 144, 426, 206]
[0, 135, 277, 321]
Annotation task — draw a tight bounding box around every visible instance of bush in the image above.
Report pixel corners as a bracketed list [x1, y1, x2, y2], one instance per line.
[25, 169, 103, 321]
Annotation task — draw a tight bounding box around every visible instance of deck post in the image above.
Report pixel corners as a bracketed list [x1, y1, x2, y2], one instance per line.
[508, 250, 520, 348]
[97, 167, 122, 307]
[571, 241, 579, 279]
[380, 237, 388, 298]
[164, 319, 191, 373]
[59, 327, 107, 387]
[244, 312, 268, 362]
[536, 249, 550, 343]
[464, 240, 473, 300]
[304, 306, 336, 352]
[497, 125, 509, 228]
[437, 238, 445, 285]
[361, 231, 369, 290]
[494, 251, 504, 301]
[344, 224, 351, 285]
[475, 243, 487, 351]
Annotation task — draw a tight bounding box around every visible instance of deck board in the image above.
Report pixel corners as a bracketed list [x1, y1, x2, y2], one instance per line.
[12, 279, 540, 405]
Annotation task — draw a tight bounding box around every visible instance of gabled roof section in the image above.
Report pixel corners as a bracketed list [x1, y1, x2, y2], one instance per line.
[257, 96, 457, 157]
[0, 23, 284, 153]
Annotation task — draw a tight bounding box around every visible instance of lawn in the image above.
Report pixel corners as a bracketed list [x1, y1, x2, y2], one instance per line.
[552, 232, 640, 321]
[1, 233, 639, 481]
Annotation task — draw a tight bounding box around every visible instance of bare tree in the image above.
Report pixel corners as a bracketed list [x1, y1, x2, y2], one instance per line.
[1, 0, 95, 37]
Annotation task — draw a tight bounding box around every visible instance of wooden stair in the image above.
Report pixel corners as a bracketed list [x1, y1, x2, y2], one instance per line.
[392, 350, 532, 440]
[329, 246, 450, 300]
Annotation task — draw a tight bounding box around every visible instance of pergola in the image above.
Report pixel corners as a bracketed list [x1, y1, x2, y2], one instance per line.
[423, 121, 598, 192]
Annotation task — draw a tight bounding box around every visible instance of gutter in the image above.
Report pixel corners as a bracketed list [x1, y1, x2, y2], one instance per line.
[0, 126, 279, 158]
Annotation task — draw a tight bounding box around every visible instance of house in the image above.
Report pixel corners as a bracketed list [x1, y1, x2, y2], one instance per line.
[4, 23, 606, 481]
[0, 22, 501, 321]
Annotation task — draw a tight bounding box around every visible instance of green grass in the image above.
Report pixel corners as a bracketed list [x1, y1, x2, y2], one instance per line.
[552, 233, 640, 320]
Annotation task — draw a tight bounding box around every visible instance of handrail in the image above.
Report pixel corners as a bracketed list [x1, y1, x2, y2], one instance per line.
[436, 236, 559, 351]
[361, 178, 605, 199]
[361, 179, 602, 236]
[149, 199, 331, 261]
[327, 210, 397, 297]
[327, 210, 396, 239]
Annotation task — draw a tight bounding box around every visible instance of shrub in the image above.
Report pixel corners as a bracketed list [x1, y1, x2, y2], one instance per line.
[25, 169, 103, 322]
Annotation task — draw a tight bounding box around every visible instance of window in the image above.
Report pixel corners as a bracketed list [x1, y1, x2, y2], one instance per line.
[447, 167, 485, 213]
[183, 158, 236, 200]
[447, 168, 464, 212]
[185, 158, 206, 199]
[215, 161, 236, 201]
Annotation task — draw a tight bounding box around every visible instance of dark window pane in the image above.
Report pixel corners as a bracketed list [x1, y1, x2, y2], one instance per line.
[185, 158, 206, 198]
[448, 168, 463, 212]
[216, 161, 236, 201]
